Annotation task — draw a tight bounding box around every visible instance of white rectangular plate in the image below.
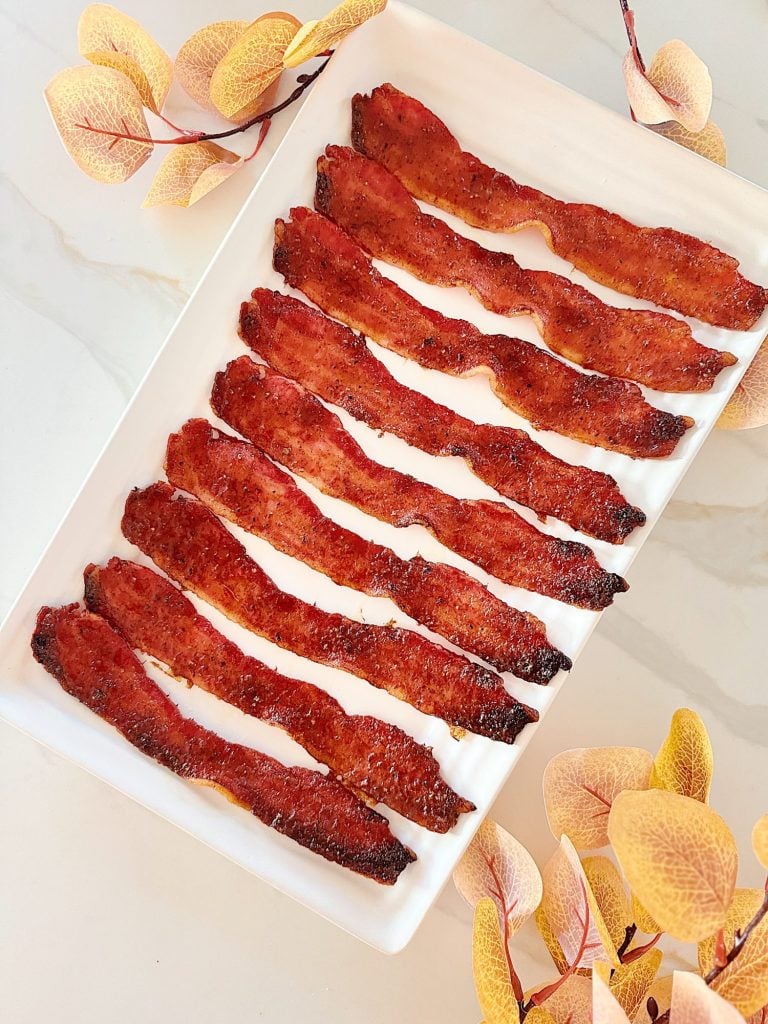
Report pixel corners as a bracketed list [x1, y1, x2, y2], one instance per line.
[2, 2, 768, 954]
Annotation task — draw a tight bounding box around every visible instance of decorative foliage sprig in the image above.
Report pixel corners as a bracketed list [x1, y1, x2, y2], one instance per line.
[44, 1, 386, 207]
[455, 709, 768, 1022]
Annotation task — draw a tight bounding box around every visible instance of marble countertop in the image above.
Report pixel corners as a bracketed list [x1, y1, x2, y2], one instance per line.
[2, 1, 766, 1020]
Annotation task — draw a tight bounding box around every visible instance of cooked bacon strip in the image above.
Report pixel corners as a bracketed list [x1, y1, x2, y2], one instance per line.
[351, 84, 767, 330]
[315, 145, 736, 392]
[240, 289, 644, 544]
[31, 604, 413, 883]
[84, 557, 472, 831]
[166, 419, 568, 683]
[212, 358, 627, 610]
[273, 208, 693, 458]
[122, 483, 536, 745]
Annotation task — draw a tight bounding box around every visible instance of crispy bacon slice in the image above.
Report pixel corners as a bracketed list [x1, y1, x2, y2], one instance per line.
[351, 84, 767, 330]
[211, 357, 627, 610]
[273, 208, 693, 458]
[84, 557, 472, 831]
[31, 603, 414, 883]
[122, 483, 537, 745]
[240, 289, 645, 544]
[166, 419, 569, 682]
[315, 145, 736, 392]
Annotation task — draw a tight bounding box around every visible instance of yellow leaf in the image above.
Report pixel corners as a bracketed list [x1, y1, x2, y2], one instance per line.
[582, 856, 632, 951]
[754, 815, 768, 869]
[669, 970, 745, 1023]
[175, 20, 249, 117]
[632, 974, 673, 1023]
[540, 836, 619, 972]
[623, 39, 712, 132]
[44, 65, 152, 184]
[652, 119, 727, 167]
[78, 3, 171, 114]
[524, 1009, 557, 1024]
[593, 969, 632, 1024]
[747, 1007, 768, 1024]
[472, 897, 520, 1024]
[719, 337, 768, 431]
[651, 708, 713, 803]
[142, 141, 242, 208]
[454, 818, 543, 937]
[543, 747, 653, 850]
[608, 790, 738, 943]
[209, 12, 301, 121]
[630, 893, 661, 936]
[609, 950, 662, 1019]
[282, 0, 386, 68]
[533, 975, 592, 1024]
[535, 904, 569, 976]
[701, 889, 768, 1017]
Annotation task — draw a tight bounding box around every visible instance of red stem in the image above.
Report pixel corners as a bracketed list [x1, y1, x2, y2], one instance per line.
[486, 854, 524, 1003]
[527, 879, 595, 1009]
[74, 56, 331, 148]
[621, 931, 661, 964]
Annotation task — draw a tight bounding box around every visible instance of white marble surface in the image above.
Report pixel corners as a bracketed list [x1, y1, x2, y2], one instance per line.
[1, 0, 767, 1020]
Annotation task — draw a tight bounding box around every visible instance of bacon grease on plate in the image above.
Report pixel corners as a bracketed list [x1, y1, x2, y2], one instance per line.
[31, 603, 414, 883]
[351, 83, 767, 330]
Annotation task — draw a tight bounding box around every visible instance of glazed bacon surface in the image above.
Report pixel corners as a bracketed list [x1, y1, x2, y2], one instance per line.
[351, 84, 767, 330]
[84, 557, 473, 831]
[273, 208, 693, 458]
[31, 603, 413, 883]
[211, 358, 627, 611]
[122, 483, 537, 745]
[166, 419, 569, 683]
[240, 289, 644, 544]
[317, 146, 735, 392]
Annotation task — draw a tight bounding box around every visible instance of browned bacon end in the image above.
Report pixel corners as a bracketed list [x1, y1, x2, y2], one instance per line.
[166, 419, 570, 683]
[121, 483, 538, 744]
[212, 358, 628, 610]
[31, 603, 414, 883]
[272, 208, 693, 459]
[83, 557, 474, 832]
[351, 84, 766, 330]
[240, 288, 645, 544]
[316, 145, 736, 393]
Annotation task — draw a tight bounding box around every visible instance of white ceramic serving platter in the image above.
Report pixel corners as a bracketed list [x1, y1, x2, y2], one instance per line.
[2, 2, 768, 954]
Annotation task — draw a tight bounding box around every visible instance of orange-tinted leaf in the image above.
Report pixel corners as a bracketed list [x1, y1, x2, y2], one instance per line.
[45, 65, 152, 183]
[753, 815, 768, 869]
[454, 818, 542, 936]
[540, 836, 619, 972]
[535, 903, 569, 975]
[581, 856, 631, 951]
[534, 975, 592, 1024]
[719, 336, 768, 430]
[652, 119, 726, 166]
[472, 897, 520, 1024]
[631, 893, 661, 936]
[608, 949, 662, 1019]
[651, 708, 713, 803]
[78, 3, 171, 114]
[608, 790, 738, 942]
[209, 13, 301, 121]
[283, 0, 386, 68]
[142, 141, 242, 208]
[543, 747, 653, 850]
[702, 890, 768, 1016]
[623, 40, 711, 132]
[669, 970, 745, 1023]
[175, 20, 249, 116]
[593, 969, 632, 1024]
[747, 1007, 768, 1024]
[633, 974, 673, 1023]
